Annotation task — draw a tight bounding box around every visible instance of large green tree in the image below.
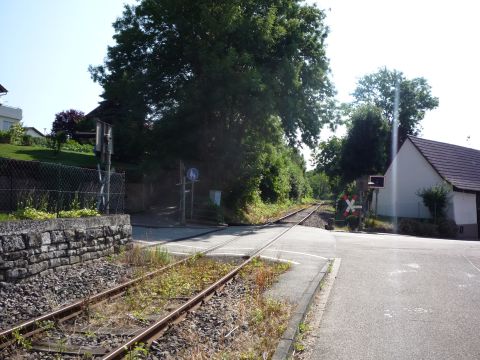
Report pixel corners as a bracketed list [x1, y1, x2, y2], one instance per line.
[90, 0, 334, 159]
[90, 0, 335, 207]
[352, 67, 438, 143]
[340, 105, 388, 182]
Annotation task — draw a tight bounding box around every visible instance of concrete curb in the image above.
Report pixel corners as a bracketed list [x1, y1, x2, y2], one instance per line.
[272, 260, 331, 360]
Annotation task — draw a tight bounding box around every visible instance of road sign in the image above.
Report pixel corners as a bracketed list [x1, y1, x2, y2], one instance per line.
[342, 194, 362, 217]
[369, 175, 385, 188]
[186, 167, 199, 182]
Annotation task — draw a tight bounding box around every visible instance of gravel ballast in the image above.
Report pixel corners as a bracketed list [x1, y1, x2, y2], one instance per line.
[0, 259, 133, 330]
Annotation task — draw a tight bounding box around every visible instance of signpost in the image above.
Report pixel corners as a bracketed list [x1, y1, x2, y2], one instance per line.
[95, 120, 113, 214]
[186, 168, 199, 220]
[368, 175, 385, 217]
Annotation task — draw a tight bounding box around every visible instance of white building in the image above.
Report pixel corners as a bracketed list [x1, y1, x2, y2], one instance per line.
[375, 136, 480, 239]
[0, 84, 22, 131]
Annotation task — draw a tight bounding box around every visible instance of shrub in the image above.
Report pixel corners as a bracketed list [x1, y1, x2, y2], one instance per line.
[21, 134, 33, 146]
[345, 215, 359, 230]
[9, 123, 25, 145]
[46, 131, 67, 154]
[31, 136, 47, 147]
[58, 208, 99, 218]
[0, 130, 10, 143]
[14, 207, 56, 220]
[62, 139, 94, 153]
[416, 184, 451, 222]
[437, 219, 458, 239]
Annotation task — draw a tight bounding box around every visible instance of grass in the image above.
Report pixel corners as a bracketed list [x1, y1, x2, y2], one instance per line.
[236, 198, 315, 225]
[0, 143, 97, 168]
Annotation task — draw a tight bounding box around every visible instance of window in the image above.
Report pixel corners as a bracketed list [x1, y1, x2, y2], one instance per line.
[2, 120, 15, 131]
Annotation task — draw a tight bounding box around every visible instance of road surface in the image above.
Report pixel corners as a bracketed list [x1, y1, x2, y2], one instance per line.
[310, 232, 480, 360]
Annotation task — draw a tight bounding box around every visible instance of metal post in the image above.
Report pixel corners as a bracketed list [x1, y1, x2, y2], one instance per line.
[180, 161, 186, 225]
[105, 134, 111, 215]
[375, 188, 379, 218]
[190, 181, 194, 219]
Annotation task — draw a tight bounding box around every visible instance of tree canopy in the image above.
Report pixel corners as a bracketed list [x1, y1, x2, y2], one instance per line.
[352, 67, 438, 143]
[340, 105, 388, 182]
[51, 109, 85, 139]
[90, 0, 334, 158]
[90, 0, 334, 208]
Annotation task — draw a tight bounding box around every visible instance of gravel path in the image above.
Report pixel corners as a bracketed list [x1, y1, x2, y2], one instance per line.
[0, 259, 133, 330]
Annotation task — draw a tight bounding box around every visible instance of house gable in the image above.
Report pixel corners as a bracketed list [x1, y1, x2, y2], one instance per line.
[377, 138, 445, 218]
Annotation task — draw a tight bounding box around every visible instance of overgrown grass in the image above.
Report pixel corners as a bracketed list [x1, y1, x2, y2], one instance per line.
[235, 198, 315, 225]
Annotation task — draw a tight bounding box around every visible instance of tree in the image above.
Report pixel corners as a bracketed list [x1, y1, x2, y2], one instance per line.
[90, 0, 334, 159]
[314, 136, 344, 179]
[340, 105, 388, 182]
[352, 67, 438, 144]
[52, 110, 85, 139]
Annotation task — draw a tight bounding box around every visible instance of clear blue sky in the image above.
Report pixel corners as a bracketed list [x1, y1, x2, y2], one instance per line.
[1, 1, 479, 158]
[0, 0, 135, 134]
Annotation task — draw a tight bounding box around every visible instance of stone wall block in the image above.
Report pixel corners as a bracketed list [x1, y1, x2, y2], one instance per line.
[69, 256, 80, 264]
[51, 231, 65, 244]
[41, 232, 51, 245]
[75, 229, 86, 242]
[2, 235, 26, 252]
[25, 233, 42, 248]
[5, 250, 28, 261]
[6, 268, 28, 280]
[29, 261, 49, 275]
[64, 229, 75, 242]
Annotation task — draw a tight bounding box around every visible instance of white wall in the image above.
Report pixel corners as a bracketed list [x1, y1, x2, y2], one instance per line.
[452, 192, 477, 225]
[0, 105, 22, 131]
[376, 138, 448, 218]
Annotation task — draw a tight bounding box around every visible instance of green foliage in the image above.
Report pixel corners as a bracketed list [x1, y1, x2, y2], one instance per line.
[416, 184, 450, 222]
[47, 131, 68, 154]
[306, 171, 331, 199]
[0, 130, 10, 143]
[12, 328, 32, 350]
[14, 207, 56, 220]
[9, 122, 25, 145]
[21, 134, 33, 146]
[340, 105, 388, 182]
[352, 67, 439, 143]
[58, 208, 100, 218]
[62, 139, 94, 153]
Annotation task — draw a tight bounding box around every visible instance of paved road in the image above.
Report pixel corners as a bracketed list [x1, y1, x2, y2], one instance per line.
[310, 232, 480, 360]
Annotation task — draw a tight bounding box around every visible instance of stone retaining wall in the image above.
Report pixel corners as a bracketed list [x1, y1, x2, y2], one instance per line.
[0, 215, 132, 282]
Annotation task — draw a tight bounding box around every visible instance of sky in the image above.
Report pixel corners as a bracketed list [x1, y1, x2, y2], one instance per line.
[1, 0, 480, 164]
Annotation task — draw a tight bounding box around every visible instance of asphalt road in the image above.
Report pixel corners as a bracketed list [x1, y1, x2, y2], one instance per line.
[310, 232, 480, 360]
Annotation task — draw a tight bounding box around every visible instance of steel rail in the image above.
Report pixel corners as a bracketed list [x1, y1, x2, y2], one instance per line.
[102, 204, 320, 360]
[0, 204, 316, 349]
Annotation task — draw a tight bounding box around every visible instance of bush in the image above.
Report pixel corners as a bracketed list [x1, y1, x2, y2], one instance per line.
[417, 184, 451, 222]
[58, 208, 99, 218]
[437, 219, 458, 239]
[31, 136, 47, 147]
[62, 139, 94, 153]
[21, 134, 33, 146]
[345, 215, 359, 230]
[14, 207, 56, 220]
[398, 218, 455, 238]
[9, 123, 25, 145]
[0, 130, 10, 143]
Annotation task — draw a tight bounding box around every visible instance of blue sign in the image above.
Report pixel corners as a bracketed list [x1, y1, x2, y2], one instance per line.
[186, 167, 199, 182]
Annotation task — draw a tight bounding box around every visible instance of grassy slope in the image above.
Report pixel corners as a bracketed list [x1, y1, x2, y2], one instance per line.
[0, 143, 97, 168]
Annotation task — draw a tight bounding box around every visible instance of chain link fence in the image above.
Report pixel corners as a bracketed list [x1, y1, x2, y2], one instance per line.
[0, 158, 125, 215]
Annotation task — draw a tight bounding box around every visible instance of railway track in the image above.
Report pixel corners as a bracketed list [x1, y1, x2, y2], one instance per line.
[0, 204, 320, 359]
